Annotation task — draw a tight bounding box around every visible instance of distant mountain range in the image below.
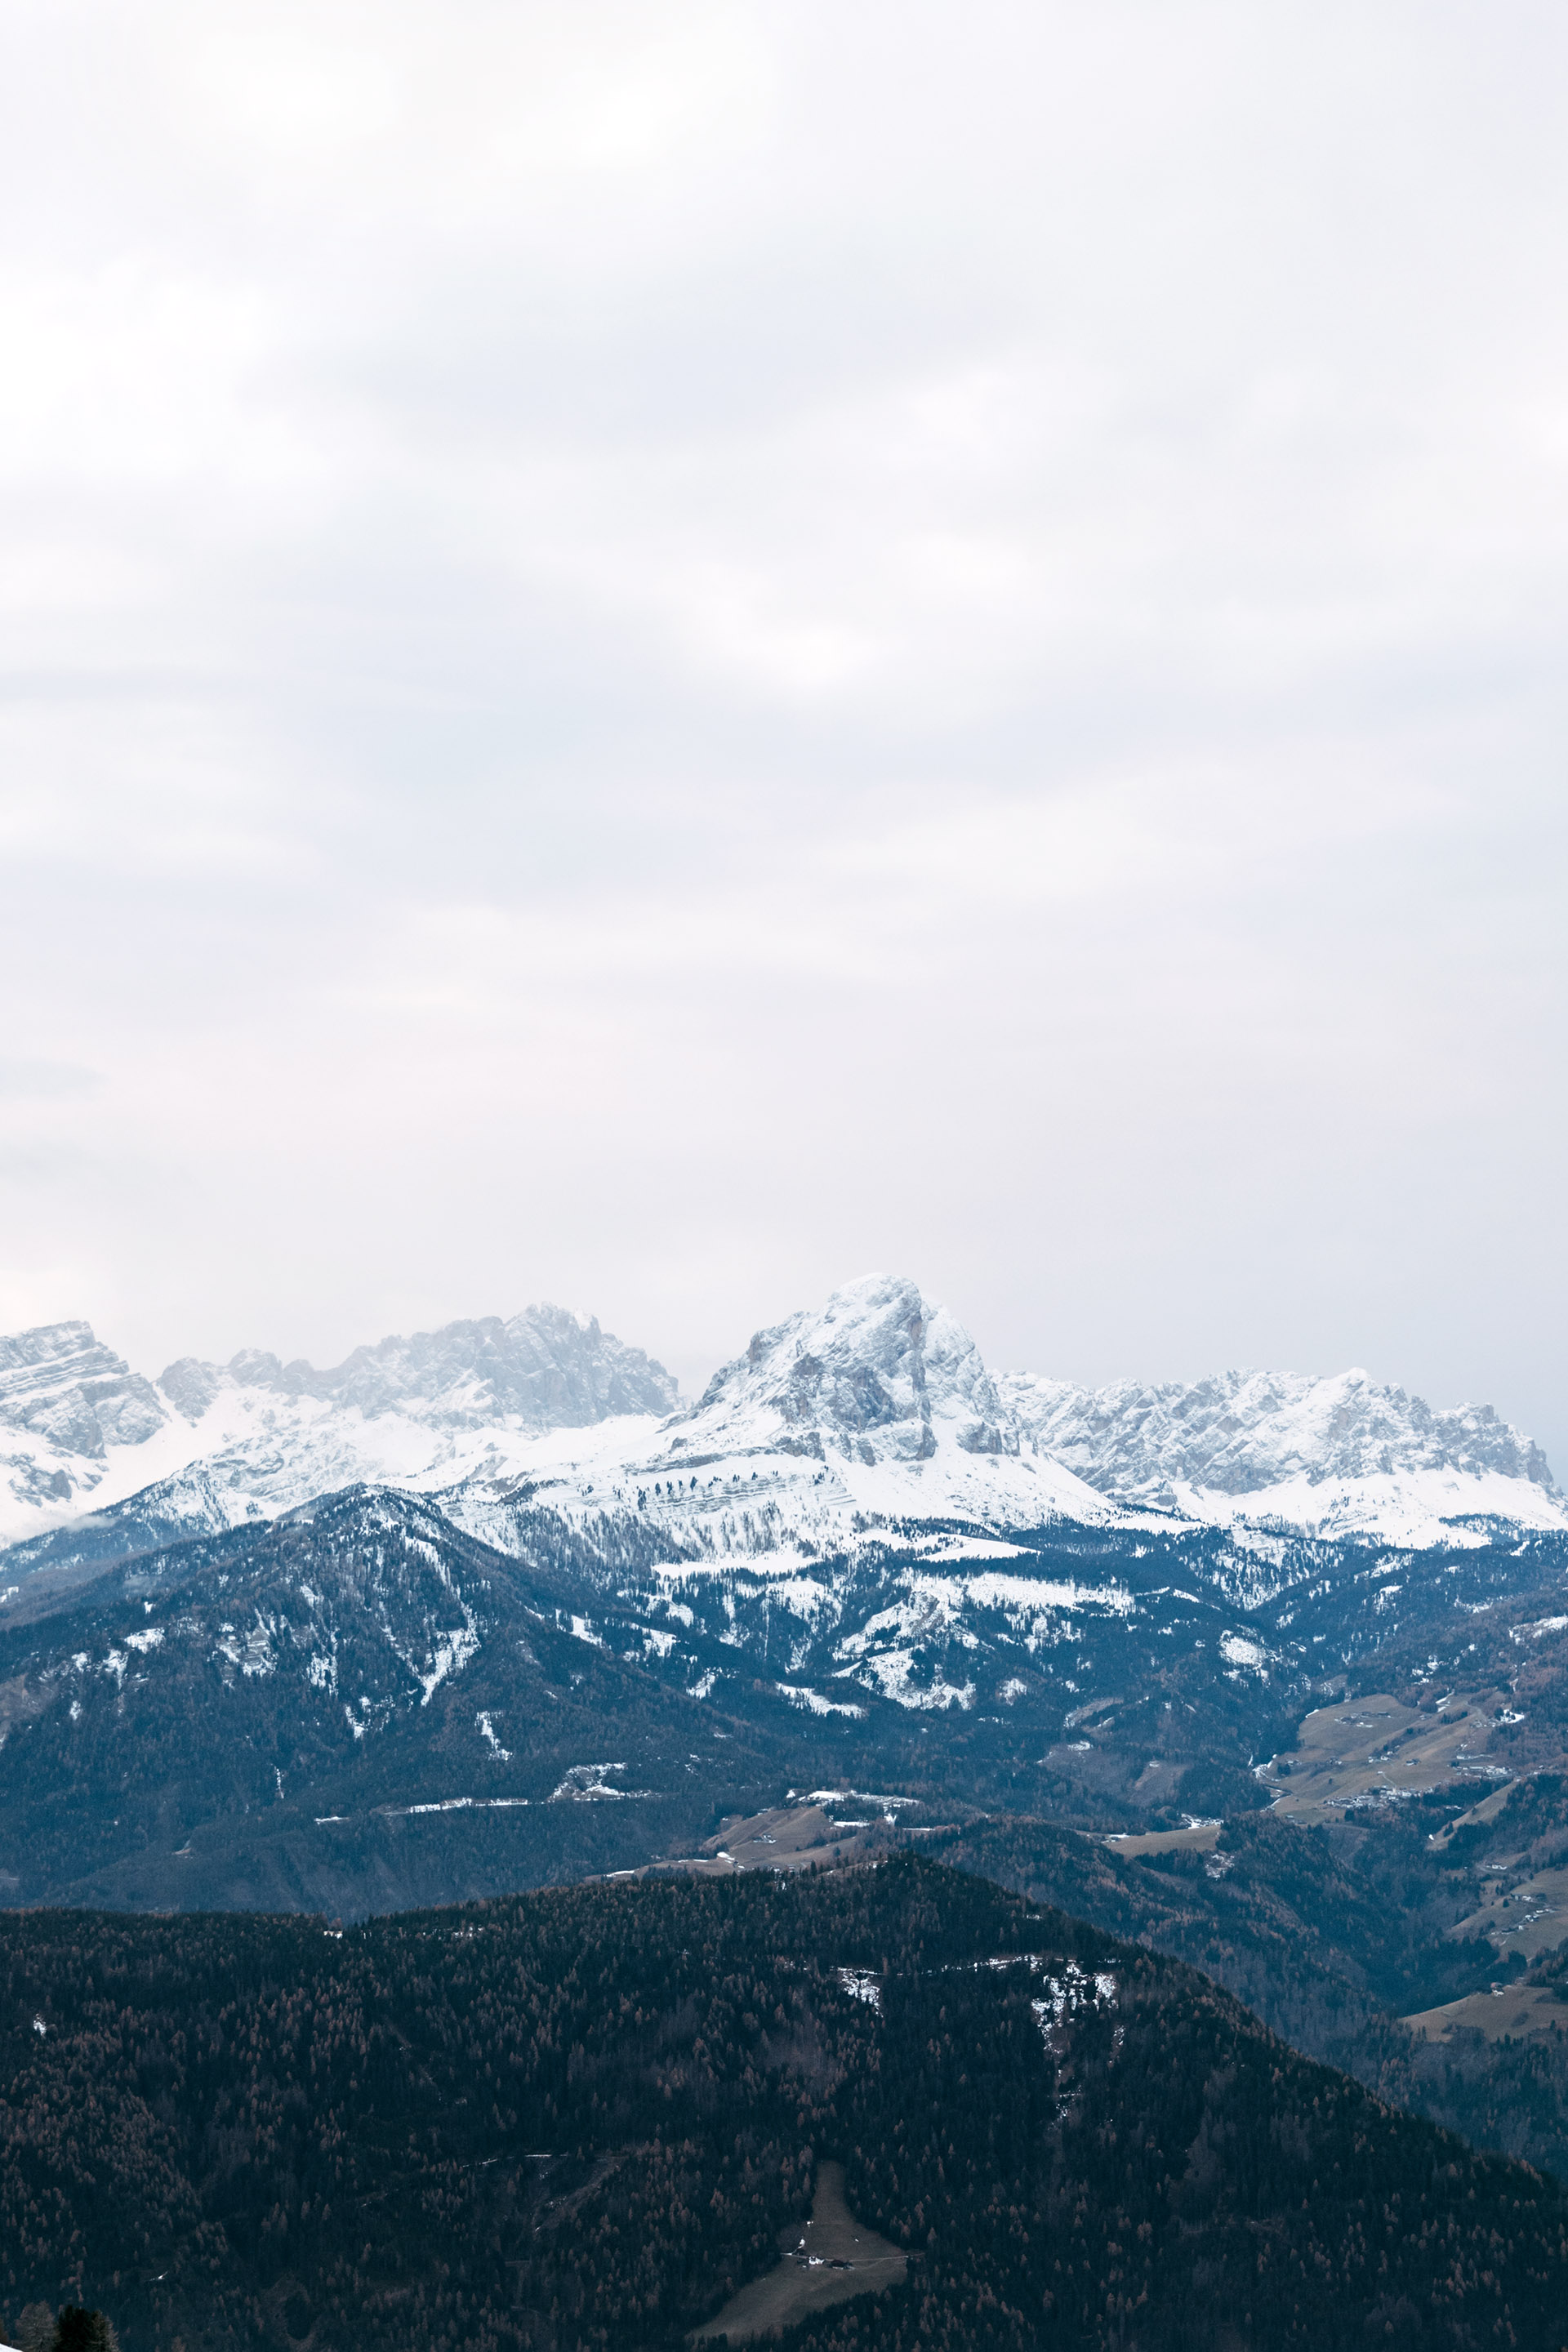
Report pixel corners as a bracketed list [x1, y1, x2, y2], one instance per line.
[1, 1274, 1561, 1566]
[3, 1272, 1564, 1910]
[0, 1303, 680, 1555]
[7, 1272, 1568, 2262]
[1000, 1361, 1559, 1539]
[2, 1272, 1566, 2149]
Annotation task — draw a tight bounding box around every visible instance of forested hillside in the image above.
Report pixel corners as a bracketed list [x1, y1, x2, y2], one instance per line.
[3, 1859, 1567, 2352]
[935, 1803, 1568, 2178]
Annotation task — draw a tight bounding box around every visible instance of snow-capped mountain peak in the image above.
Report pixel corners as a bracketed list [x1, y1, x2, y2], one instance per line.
[0, 1320, 170, 1501]
[0, 1305, 678, 1551]
[2, 1281, 1563, 1569]
[685, 1272, 1015, 1467]
[158, 1303, 677, 1432]
[441, 1272, 1116, 1588]
[998, 1361, 1562, 1544]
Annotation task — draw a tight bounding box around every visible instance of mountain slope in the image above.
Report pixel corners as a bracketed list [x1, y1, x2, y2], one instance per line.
[7, 1462, 1565, 1918]
[3, 1860, 1566, 2352]
[0, 1485, 809, 1915]
[0, 1477, 1279, 1909]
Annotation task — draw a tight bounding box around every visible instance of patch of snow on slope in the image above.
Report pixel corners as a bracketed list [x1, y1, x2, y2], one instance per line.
[417, 1620, 479, 1705]
[837, 1968, 882, 2007]
[844, 1650, 975, 1712]
[777, 1683, 866, 1718]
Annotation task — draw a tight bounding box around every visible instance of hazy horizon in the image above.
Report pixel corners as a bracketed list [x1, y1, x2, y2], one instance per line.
[2, 4, 1565, 1472]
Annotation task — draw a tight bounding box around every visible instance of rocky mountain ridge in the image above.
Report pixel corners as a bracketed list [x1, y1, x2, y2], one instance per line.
[1000, 1362, 1561, 1541]
[0, 1306, 678, 1552]
[158, 1303, 677, 1430]
[0, 1322, 167, 1499]
[0, 1276, 1560, 1567]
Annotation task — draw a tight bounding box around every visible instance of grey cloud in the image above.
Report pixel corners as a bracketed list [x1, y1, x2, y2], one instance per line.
[0, 1062, 103, 1101]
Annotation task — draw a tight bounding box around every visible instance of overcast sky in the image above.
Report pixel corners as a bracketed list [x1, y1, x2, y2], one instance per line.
[2, 1, 1566, 1462]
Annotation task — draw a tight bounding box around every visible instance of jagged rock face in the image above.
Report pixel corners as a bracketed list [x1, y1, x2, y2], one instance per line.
[998, 1365, 1558, 1505]
[684, 1272, 1014, 1464]
[2, 1282, 1565, 1566]
[158, 1304, 679, 1432]
[0, 1307, 678, 1548]
[0, 1321, 168, 1477]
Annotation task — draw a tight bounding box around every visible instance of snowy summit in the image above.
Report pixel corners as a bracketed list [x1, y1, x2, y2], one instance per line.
[0, 1276, 1561, 1563]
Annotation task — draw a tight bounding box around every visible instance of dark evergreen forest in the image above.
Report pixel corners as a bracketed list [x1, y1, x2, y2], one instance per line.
[3, 1858, 1567, 2352]
[933, 1801, 1568, 2180]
